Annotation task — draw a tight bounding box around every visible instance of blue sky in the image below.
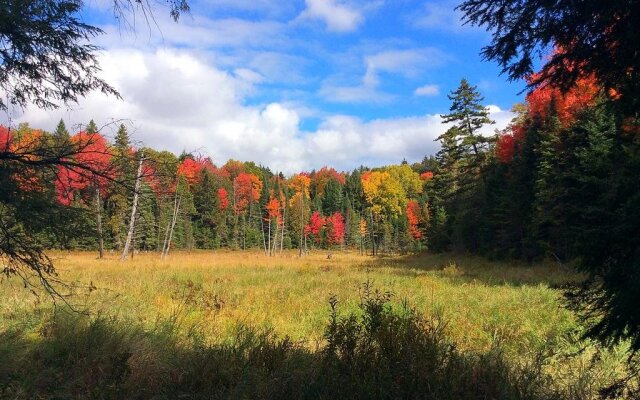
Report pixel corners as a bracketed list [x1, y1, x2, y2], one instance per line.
[15, 0, 525, 174]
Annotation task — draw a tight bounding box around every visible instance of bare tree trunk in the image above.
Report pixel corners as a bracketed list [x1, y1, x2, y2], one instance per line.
[162, 194, 181, 259]
[280, 202, 285, 254]
[161, 194, 176, 257]
[272, 217, 278, 256]
[267, 216, 272, 256]
[299, 193, 304, 257]
[260, 212, 268, 255]
[121, 152, 144, 261]
[95, 187, 104, 259]
[369, 209, 375, 257]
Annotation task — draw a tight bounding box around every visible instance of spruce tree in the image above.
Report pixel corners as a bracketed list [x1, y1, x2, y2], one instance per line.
[440, 79, 494, 159]
[86, 119, 98, 134]
[53, 119, 70, 141]
[435, 80, 495, 251]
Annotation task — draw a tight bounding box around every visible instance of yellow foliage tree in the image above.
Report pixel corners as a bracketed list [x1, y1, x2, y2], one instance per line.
[384, 164, 423, 199]
[361, 171, 406, 220]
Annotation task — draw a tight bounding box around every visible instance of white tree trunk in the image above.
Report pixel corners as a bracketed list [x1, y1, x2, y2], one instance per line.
[260, 212, 268, 255]
[280, 202, 285, 254]
[161, 193, 176, 257]
[299, 193, 304, 257]
[121, 152, 144, 261]
[162, 194, 181, 259]
[96, 187, 104, 259]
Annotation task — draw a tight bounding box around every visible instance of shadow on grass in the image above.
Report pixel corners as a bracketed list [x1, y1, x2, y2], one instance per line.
[0, 287, 590, 400]
[356, 252, 583, 288]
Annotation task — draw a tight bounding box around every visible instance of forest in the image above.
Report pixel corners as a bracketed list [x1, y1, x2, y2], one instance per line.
[2, 0, 640, 398]
[4, 73, 637, 265]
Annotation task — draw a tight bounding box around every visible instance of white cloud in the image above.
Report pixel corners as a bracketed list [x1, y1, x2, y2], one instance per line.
[97, 16, 287, 50]
[298, 0, 363, 32]
[412, 1, 477, 33]
[12, 48, 513, 174]
[320, 47, 448, 104]
[414, 84, 439, 96]
[363, 48, 447, 86]
[318, 83, 394, 104]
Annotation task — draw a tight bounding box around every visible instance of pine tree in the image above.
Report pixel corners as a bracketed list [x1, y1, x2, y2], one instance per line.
[107, 124, 135, 250]
[434, 80, 495, 251]
[322, 178, 343, 215]
[86, 119, 98, 134]
[53, 119, 70, 141]
[441, 79, 495, 159]
[532, 103, 567, 259]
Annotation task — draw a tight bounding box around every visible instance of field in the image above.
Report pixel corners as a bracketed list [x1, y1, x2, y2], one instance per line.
[0, 251, 634, 399]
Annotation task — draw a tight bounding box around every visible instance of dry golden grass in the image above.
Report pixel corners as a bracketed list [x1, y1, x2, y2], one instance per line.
[3, 249, 579, 355]
[2, 249, 634, 398]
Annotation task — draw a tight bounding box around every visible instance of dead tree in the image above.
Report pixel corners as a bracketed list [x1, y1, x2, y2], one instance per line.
[120, 151, 144, 261]
[95, 187, 104, 259]
[161, 193, 181, 259]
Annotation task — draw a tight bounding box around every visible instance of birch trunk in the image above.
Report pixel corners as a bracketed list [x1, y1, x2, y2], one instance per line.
[280, 202, 285, 254]
[299, 193, 304, 257]
[95, 187, 104, 259]
[161, 194, 177, 257]
[162, 194, 181, 259]
[260, 212, 268, 255]
[121, 152, 144, 261]
[267, 216, 272, 256]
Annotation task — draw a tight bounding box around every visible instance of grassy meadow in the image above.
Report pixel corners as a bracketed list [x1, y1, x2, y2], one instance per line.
[0, 251, 635, 399]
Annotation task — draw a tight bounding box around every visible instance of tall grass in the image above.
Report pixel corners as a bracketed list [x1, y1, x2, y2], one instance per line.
[4, 284, 629, 399]
[0, 250, 637, 398]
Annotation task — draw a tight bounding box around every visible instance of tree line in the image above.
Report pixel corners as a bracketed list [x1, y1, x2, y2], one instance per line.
[1, 120, 436, 260]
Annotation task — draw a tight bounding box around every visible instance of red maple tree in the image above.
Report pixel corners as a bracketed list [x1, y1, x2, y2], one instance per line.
[406, 200, 422, 239]
[420, 171, 434, 181]
[526, 73, 599, 126]
[217, 187, 229, 210]
[55, 131, 112, 205]
[326, 212, 345, 245]
[265, 197, 282, 225]
[304, 211, 326, 244]
[233, 172, 262, 214]
[312, 167, 346, 197]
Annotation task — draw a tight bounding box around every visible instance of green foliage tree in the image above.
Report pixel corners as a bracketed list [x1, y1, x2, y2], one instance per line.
[440, 79, 494, 159]
[435, 80, 494, 251]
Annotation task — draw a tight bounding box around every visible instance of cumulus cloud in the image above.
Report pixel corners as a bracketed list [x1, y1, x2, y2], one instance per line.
[414, 84, 440, 96]
[297, 0, 363, 32]
[13, 48, 512, 174]
[320, 47, 449, 104]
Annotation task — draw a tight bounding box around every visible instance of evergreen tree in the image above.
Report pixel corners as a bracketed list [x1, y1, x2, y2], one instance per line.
[86, 119, 98, 134]
[322, 178, 343, 215]
[107, 124, 134, 249]
[440, 79, 494, 159]
[435, 80, 495, 251]
[53, 119, 70, 141]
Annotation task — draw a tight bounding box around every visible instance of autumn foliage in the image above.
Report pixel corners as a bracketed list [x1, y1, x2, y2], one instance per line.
[217, 187, 229, 210]
[304, 211, 326, 244]
[233, 172, 262, 214]
[177, 156, 217, 186]
[325, 212, 345, 245]
[406, 201, 422, 239]
[55, 132, 112, 205]
[265, 197, 282, 225]
[420, 171, 434, 181]
[526, 74, 599, 126]
[304, 211, 345, 246]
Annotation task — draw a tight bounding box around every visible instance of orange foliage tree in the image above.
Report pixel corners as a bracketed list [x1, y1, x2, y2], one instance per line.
[233, 172, 262, 215]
